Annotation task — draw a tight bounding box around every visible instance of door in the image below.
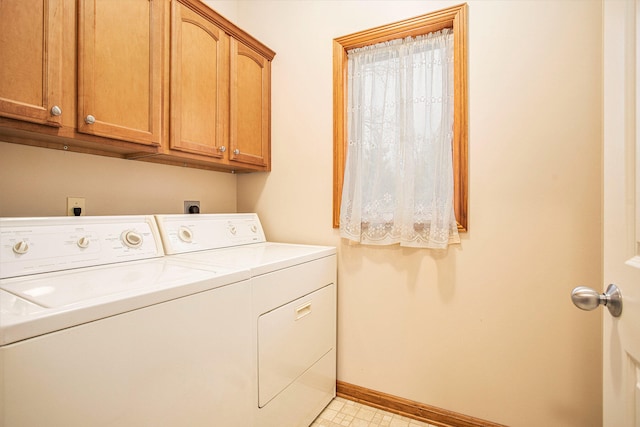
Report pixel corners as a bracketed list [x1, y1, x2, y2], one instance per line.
[0, 0, 63, 127]
[169, 0, 228, 158]
[77, 0, 163, 146]
[603, 0, 640, 425]
[230, 39, 271, 169]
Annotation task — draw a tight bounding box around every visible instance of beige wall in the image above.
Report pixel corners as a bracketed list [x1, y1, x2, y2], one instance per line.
[0, 142, 237, 216]
[0, 1, 603, 426]
[203, 0, 237, 23]
[231, 1, 603, 426]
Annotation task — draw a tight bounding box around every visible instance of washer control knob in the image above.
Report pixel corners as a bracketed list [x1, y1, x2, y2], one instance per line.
[77, 236, 90, 249]
[122, 231, 143, 248]
[178, 226, 193, 243]
[12, 241, 29, 255]
[250, 224, 258, 233]
[229, 225, 237, 235]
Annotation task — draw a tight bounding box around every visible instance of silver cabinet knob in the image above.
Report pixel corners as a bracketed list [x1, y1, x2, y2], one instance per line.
[218, 145, 226, 153]
[233, 149, 240, 155]
[50, 105, 62, 116]
[85, 115, 96, 124]
[571, 284, 622, 317]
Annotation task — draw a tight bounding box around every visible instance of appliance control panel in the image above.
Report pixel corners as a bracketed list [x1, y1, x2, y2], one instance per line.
[0, 216, 164, 279]
[155, 213, 266, 254]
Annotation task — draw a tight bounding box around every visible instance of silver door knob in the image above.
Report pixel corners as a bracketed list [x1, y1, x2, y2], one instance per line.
[233, 149, 240, 155]
[218, 145, 226, 152]
[85, 115, 96, 124]
[50, 105, 62, 116]
[571, 284, 622, 317]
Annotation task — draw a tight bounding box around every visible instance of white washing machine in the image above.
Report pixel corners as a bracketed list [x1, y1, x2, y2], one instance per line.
[0, 215, 253, 427]
[155, 214, 337, 427]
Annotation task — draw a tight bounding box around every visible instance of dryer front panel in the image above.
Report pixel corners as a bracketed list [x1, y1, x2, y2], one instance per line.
[257, 283, 336, 407]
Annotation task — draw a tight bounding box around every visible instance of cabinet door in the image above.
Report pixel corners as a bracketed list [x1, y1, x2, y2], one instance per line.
[230, 39, 271, 169]
[77, 0, 162, 146]
[170, 0, 228, 158]
[0, 0, 63, 127]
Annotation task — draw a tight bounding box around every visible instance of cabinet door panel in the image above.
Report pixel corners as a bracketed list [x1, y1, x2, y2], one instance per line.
[170, 0, 227, 158]
[77, 0, 162, 146]
[230, 40, 270, 168]
[0, 0, 63, 127]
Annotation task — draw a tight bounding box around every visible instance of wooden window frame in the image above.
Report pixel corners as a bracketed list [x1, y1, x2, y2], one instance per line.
[332, 3, 468, 231]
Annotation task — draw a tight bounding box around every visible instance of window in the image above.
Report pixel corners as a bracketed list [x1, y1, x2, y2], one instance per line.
[332, 4, 468, 242]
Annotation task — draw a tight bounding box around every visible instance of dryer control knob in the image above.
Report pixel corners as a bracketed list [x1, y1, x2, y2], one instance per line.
[12, 240, 29, 255]
[178, 226, 193, 243]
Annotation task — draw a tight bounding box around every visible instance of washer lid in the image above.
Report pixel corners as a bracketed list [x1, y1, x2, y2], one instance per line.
[0, 258, 250, 346]
[1, 258, 239, 308]
[0, 289, 46, 316]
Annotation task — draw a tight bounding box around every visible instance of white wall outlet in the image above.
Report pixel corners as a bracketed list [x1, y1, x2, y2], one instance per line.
[67, 197, 86, 216]
[184, 200, 200, 214]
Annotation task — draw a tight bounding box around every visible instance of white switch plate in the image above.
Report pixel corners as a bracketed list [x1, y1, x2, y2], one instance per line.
[67, 197, 86, 216]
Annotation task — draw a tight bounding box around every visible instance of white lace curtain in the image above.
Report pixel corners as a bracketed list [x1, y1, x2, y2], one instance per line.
[339, 29, 460, 249]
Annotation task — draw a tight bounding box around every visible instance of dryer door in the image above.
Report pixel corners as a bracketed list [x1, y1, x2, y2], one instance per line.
[258, 283, 335, 407]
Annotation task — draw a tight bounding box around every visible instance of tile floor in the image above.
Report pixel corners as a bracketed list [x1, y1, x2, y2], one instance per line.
[311, 397, 437, 427]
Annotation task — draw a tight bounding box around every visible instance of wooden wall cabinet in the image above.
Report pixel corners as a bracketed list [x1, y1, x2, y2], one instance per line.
[0, 0, 64, 127]
[77, 0, 163, 147]
[0, 0, 275, 173]
[153, 0, 275, 173]
[0, 0, 161, 157]
[230, 39, 271, 170]
[169, 0, 229, 159]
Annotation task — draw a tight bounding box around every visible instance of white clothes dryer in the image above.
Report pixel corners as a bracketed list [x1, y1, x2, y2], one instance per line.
[155, 213, 337, 427]
[0, 215, 253, 427]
